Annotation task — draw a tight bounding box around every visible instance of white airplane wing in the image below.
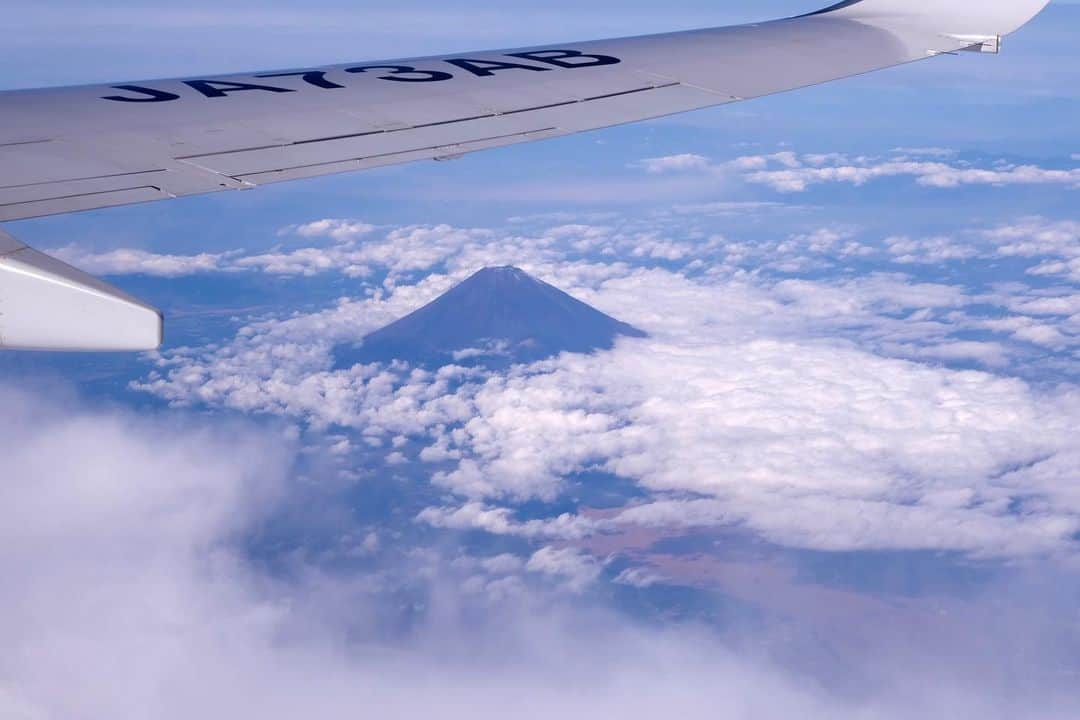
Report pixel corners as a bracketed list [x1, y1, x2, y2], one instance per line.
[0, 0, 1050, 351]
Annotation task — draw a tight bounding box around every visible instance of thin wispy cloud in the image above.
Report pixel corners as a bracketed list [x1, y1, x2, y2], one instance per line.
[637, 149, 1080, 193]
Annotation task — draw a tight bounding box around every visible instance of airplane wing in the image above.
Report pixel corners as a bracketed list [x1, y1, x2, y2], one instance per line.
[0, 0, 1050, 351]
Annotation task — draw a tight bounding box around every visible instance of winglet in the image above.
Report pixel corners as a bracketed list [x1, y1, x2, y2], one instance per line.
[0, 228, 163, 352]
[808, 0, 1051, 38]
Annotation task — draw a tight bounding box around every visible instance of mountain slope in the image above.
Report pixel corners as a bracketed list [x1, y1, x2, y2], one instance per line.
[339, 266, 646, 368]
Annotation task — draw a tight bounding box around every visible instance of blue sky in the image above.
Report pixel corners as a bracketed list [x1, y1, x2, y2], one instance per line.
[1, 2, 1079, 718]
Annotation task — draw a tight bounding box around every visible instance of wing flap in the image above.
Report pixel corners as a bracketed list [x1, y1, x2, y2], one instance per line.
[0, 186, 171, 222]
[237, 128, 567, 185]
[180, 82, 724, 181]
[0, 170, 170, 205]
[180, 114, 558, 178]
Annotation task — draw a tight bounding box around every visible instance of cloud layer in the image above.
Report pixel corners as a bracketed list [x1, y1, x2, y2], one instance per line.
[2, 382, 1078, 719]
[131, 211, 1080, 560]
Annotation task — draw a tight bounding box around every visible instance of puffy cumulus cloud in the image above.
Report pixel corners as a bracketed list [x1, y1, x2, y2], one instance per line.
[128, 196, 1078, 558]
[48, 222, 528, 281]
[134, 274, 491, 435]
[428, 332, 1080, 557]
[885, 235, 980, 265]
[1008, 293, 1080, 318]
[1029, 257, 1080, 284]
[240, 223, 507, 280]
[986, 218, 1080, 259]
[872, 219, 1080, 315]
[985, 217, 1080, 284]
[889, 339, 1012, 367]
[706, 213, 1077, 293]
[64, 220, 654, 285]
[526, 547, 605, 593]
[139, 260, 981, 426]
[418, 502, 598, 540]
[289, 218, 375, 241]
[234, 245, 367, 277]
[10, 384, 1079, 720]
[707, 227, 874, 274]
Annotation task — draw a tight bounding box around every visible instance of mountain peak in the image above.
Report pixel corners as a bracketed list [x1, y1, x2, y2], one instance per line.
[474, 265, 529, 276]
[337, 266, 647, 369]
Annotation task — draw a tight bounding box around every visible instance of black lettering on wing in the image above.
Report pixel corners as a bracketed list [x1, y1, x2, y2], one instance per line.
[506, 49, 621, 69]
[256, 71, 346, 90]
[184, 80, 296, 98]
[444, 58, 551, 77]
[346, 65, 454, 82]
[101, 85, 181, 103]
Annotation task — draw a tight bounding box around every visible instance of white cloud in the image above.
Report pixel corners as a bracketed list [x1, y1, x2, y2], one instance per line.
[48, 223, 513, 280]
[234, 245, 362, 276]
[131, 210, 1079, 559]
[632, 150, 1080, 194]
[290, 218, 375, 241]
[986, 218, 1080, 258]
[613, 566, 666, 588]
[526, 547, 605, 593]
[668, 200, 793, 217]
[51, 212, 1074, 292]
[431, 332, 1079, 557]
[9, 383, 963, 719]
[624, 149, 1078, 196]
[743, 156, 1080, 193]
[1012, 323, 1069, 348]
[480, 553, 526, 575]
[875, 217, 1080, 287]
[889, 340, 1011, 367]
[8, 190, 1080, 715]
[983, 218, 1080, 284]
[50, 244, 232, 277]
[231, 223, 505, 279]
[1010, 294, 1080, 317]
[1029, 257, 1080, 283]
[418, 502, 598, 540]
[637, 153, 712, 173]
[0, 383, 298, 718]
[141, 264, 1080, 557]
[891, 147, 957, 158]
[885, 235, 979, 264]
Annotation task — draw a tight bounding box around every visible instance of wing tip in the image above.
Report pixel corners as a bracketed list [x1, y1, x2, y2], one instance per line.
[804, 0, 1051, 37]
[0, 232, 164, 352]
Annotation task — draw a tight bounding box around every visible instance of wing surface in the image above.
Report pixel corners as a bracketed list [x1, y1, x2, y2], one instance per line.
[0, 0, 1050, 222]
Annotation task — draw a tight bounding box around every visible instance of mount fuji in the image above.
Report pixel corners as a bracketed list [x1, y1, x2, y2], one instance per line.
[337, 266, 646, 369]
